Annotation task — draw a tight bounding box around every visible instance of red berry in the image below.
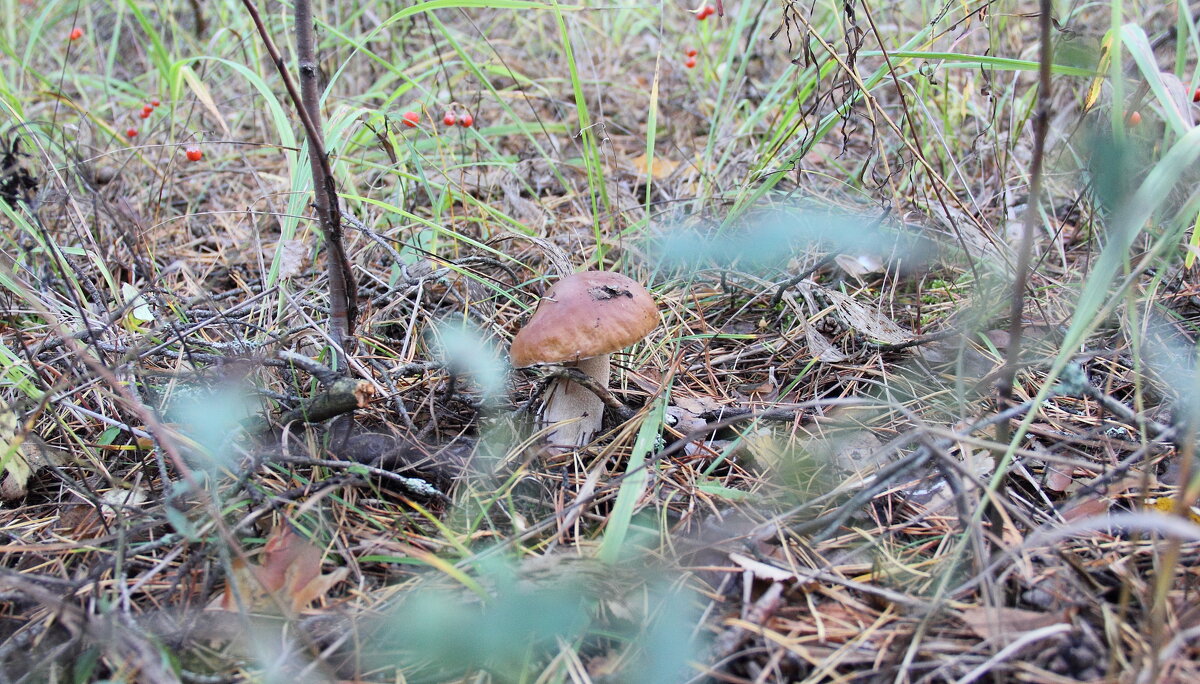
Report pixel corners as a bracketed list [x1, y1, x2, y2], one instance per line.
[686, 48, 698, 57]
[685, 57, 697, 69]
[1193, 88, 1200, 103]
[1127, 111, 1142, 126]
[402, 110, 420, 127]
[151, 98, 161, 107]
[139, 105, 153, 118]
[443, 112, 456, 126]
[185, 146, 202, 162]
[457, 113, 474, 128]
[125, 128, 137, 138]
[69, 27, 83, 41]
[696, 5, 714, 19]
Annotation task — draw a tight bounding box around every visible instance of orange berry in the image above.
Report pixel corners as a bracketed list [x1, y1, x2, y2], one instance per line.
[139, 105, 153, 118]
[1127, 111, 1142, 126]
[443, 112, 456, 126]
[402, 110, 420, 127]
[125, 128, 137, 138]
[685, 57, 697, 69]
[69, 27, 83, 41]
[457, 113, 474, 128]
[150, 98, 161, 107]
[185, 146, 202, 162]
[686, 47, 698, 57]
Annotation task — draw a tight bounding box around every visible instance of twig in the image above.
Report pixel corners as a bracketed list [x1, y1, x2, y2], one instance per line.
[805, 399, 1039, 542]
[238, 0, 357, 357]
[867, 328, 962, 352]
[264, 376, 376, 431]
[532, 366, 635, 420]
[995, 0, 1053, 432]
[278, 350, 340, 387]
[769, 253, 838, 307]
[272, 456, 447, 502]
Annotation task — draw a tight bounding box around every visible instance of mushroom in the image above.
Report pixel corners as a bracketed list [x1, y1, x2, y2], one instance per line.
[510, 271, 659, 449]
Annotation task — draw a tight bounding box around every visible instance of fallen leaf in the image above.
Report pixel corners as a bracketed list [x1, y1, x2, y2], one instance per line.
[801, 282, 912, 345]
[673, 394, 725, 416]
[274, 239, 308, 280]
[221, 525, 348, 613]
[834, 254, 884, 279]
[1044, 465, 1073, 493]
[1059, 496, 1110, 523]
[803, 320, 847, 362]
[0, 407, 32, 501]
[959, 606, 1067, 645]
[120, 282, 155, 328]
[99, 484, 149, 515]
[631, 153, 679, 180]
[782, 291, 847, 362]
[742, 428, 788, 469]
[666, 405, 707, 434]
[831, 430, 885, 470]
[0, 407, 67, 501]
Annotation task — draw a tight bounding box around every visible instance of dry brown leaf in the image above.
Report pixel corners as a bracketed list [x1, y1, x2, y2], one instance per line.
[631, 153, 679, 180]
[804, 321, 848, 362]
[831, 430, 885, 470]
[673, 394, 724, 415]
[1, 408, 67, 501]
[959, 606, 1066, 645]
[781, 291, 848, 362]
[803, 282, 912, 345]
[665, 406, 707, 434]
[1059, 496, 1110, 523]
[221, 525, 348, 613]
[274, 239, 308, 280]
[1044, 465, 1073, 493]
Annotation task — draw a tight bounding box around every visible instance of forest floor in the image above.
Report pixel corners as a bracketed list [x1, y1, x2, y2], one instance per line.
[2, 0, 1200, 682]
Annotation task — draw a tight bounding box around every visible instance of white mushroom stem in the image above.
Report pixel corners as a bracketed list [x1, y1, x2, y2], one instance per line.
[540, 354, 610, 449]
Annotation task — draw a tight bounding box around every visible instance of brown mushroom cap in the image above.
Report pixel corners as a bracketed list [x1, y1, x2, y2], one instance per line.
[510, 271, 659, 367]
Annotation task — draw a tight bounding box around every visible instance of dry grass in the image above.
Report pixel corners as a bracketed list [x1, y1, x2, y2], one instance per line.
[2, 0, 1200, 682]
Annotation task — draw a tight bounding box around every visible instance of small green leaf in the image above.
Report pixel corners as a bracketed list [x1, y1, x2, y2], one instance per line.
[696, 479, 756, 502]
[120, 283, 154, 323]
[164, 506, 197, 540]
[96, 426, 121, 446]
[72, 646, 100, 683]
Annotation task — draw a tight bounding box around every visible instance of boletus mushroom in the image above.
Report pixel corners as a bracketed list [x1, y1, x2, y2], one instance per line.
[511, 271, 659, 449]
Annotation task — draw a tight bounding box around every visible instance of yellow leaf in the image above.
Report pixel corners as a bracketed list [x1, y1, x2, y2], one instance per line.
[1148, 496, 1200, 524]
[121, 282, 155, 323]
[0, 406, 32, 501]
[180, 65, 231, 137]
[631, 153, 679, 180]
[1083, 32, 1113, 113]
